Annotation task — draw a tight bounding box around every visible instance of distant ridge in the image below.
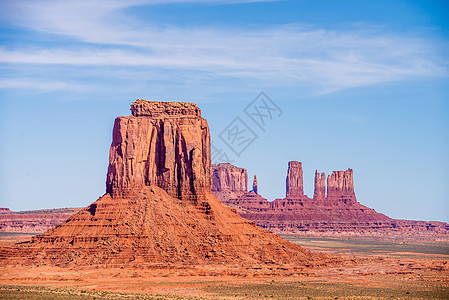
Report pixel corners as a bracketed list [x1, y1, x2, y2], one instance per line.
[0, 208, 81, 233]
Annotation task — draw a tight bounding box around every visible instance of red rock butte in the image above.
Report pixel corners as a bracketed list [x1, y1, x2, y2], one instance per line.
[0, 100, 336, 271]
[106, 100, 210, 201]
[212, 162, 449, 235]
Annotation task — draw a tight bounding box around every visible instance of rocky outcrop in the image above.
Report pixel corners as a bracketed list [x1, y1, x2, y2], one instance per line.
[211, 163, 247, 193]
[286, 161, 304, 198]
[252, 175, 258, 194]
[0, 208, 11, 213]
[327, 169, 356, 204]
[227, 190, 271, 212]
[211, 163, 248, 203]
[313, 171, 326, 201]
[0, 100, 333, 271]
[107, 100, 211, 201]
[213, 162, 449, 237]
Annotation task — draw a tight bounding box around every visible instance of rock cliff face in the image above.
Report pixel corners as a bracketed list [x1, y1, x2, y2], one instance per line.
[212, 162, 449, 236]
[107, 100, 211, 201]
[211, 163, 247, 193]
[326, 169, 356, 204]
[211, 163, 247, 203]
[1, 100, 331, 271]
[313, 171, 326, 201]
[286, 161, 304, 198]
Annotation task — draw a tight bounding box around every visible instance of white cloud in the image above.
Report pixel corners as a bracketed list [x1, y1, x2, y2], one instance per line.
[0, 0, 447, 93]
[0, 78, 87, 92]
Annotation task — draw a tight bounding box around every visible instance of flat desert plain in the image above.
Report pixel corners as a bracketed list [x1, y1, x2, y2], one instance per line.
[0, 233, 448, 299]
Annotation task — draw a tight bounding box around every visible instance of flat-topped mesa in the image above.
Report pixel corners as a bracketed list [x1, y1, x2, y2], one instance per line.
[286, 161, 304, 198]
[211, 163, 247, 193]
[326, 169, 356, 203]
[106, 99, 211, 201]
[313, 170, 326, 200]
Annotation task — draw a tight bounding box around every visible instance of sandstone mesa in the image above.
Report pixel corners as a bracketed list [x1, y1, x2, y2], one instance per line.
[0, 100, 338, 272]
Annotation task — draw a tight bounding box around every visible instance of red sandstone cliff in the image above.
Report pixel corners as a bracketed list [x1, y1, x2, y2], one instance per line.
[211, 163, 247, 203]
[211, 162, 449, 236]
[313, 171, 326, 201]
[0, 101, 332, 270]
[326, 169, 356, 204]
[106, 100, 211, 201]
[286, 161, 304, 198]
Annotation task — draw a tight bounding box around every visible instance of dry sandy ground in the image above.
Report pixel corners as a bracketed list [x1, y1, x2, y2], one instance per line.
[0, 233, 448, 299]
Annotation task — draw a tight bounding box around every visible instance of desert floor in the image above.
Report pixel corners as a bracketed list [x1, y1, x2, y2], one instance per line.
[0, 233, 448, 299]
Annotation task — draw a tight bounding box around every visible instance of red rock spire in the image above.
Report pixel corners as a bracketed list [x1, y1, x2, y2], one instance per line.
[286, 161, 304, 198]
[313, 170, 326, 200]
[252, 175, 258, 194]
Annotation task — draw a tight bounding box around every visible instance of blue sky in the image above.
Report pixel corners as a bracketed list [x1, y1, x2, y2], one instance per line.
[0, 0, 448, 222]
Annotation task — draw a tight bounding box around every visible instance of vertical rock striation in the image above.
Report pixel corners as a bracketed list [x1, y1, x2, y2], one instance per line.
[106, 100, 211, 201]
[286, 161, 304, 198]
[211, 163, 247, 193]
[313, 170, 326, 201]
[326, 169, 356, 203]
[211, 163, 248, 203]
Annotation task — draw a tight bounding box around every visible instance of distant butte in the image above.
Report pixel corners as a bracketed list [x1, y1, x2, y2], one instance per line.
[0, 100, 338, 273]
[212, 162, 449, 237]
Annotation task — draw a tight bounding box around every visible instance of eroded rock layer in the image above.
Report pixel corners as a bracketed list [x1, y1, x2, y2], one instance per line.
[17, 186, 325, 267]
[212, 162, 449, 236]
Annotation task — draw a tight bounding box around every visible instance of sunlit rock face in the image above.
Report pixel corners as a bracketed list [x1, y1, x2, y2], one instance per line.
[107, 100, 211, 201]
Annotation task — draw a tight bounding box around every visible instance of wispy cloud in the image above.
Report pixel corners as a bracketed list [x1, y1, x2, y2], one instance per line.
[1, 0, 447, 93]
[0, 78, 87, 92]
